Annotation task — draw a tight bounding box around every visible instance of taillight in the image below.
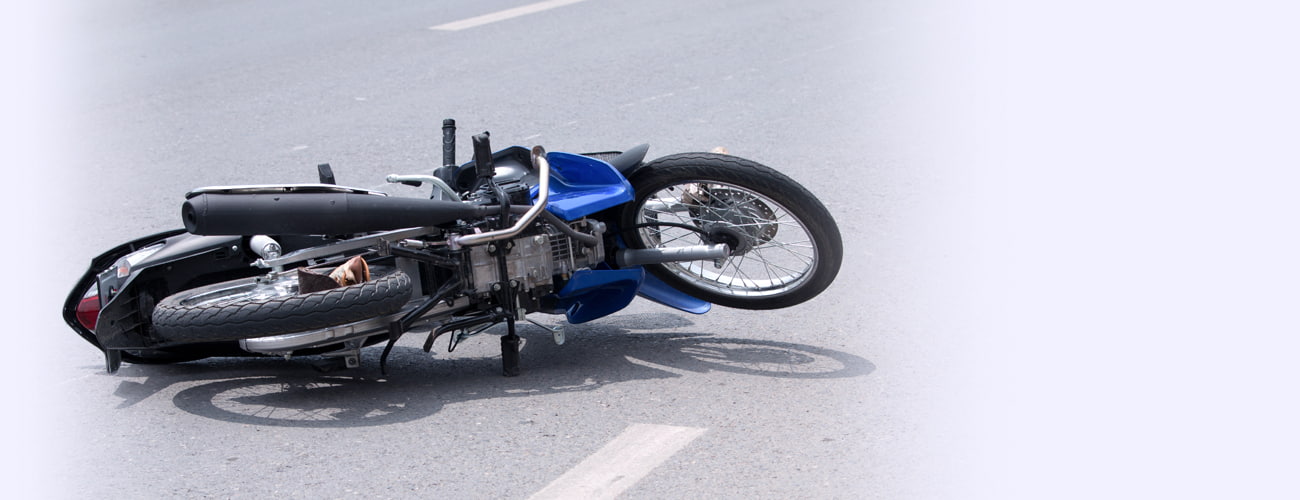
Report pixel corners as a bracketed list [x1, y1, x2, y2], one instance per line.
[75, 288, 100, 332]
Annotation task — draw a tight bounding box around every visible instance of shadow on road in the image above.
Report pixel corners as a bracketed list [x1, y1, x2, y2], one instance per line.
[107, 313, 873, 428]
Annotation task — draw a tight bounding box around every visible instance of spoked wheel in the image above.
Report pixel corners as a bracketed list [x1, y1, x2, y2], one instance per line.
[621, 153, 842, 309]
[152, 265, 412, 343]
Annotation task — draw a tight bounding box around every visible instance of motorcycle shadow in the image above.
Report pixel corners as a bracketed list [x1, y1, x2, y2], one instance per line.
[110, 313, 874, 428]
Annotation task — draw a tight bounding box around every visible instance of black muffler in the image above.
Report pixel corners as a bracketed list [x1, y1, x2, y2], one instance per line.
[183, 192, 494, 235]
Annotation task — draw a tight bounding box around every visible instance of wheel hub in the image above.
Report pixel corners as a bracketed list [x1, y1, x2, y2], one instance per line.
[685, 186, 779, 252]
[703, 224, 751, 255]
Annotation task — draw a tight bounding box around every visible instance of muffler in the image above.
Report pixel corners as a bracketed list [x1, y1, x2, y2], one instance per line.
[183, 192, 494, 235]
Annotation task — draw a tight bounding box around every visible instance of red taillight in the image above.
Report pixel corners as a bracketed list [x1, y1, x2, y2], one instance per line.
[75, 292, 100, 332]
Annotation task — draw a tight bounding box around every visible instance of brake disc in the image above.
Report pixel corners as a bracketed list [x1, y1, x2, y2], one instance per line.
[685, 186, 779, 248]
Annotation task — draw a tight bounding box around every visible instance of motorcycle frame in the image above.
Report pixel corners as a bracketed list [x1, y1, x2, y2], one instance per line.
[64, 123, 717, 375]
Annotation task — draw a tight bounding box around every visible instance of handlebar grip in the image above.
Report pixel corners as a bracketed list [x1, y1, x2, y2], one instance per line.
[317, 163, 337, 185]
[472, 132, 495, 180]
[442, 119, 456, 168]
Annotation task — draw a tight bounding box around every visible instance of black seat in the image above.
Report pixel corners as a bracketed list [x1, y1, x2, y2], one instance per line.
[607, 143, 650, 175]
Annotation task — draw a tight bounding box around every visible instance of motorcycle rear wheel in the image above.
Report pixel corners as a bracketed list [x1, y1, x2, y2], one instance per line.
[152, 266, 412, 343]
[621, 153, 843, 309]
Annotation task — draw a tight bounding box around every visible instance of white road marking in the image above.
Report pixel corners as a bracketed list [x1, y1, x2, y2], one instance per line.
[54, 373, 95, 386]
[430, 0, 590, 31]
[623, 355, 693, 376]
[529, 423, 707, 500]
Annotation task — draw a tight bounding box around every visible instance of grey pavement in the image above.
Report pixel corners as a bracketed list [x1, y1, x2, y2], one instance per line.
[9, 1, 1300, 499]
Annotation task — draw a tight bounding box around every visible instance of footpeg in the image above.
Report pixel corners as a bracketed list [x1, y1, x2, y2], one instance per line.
[526, 317, 565, 345]
[320, 339, 363, 369]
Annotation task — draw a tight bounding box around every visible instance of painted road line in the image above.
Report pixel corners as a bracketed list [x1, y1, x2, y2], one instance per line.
[430, 0, 590, 31]
[528, 423, 708, 500]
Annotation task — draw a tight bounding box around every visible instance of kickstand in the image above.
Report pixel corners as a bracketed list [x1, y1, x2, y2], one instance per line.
[501, 316, 520, 377]
[380, 321, 402, 376]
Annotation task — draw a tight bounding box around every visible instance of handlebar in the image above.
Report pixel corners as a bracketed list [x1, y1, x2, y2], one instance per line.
[447, 145, 551, 249]
[384, 174, 462, 201]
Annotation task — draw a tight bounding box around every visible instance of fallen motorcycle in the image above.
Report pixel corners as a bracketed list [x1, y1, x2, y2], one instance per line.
[63, 120, 843, 376]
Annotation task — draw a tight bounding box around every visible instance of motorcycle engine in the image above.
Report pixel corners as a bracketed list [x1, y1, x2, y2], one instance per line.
[464, 218, 604, 297]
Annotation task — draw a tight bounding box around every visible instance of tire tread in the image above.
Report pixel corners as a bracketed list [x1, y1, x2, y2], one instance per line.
[622, 153, 843, 309]
[152, 270, 412, 342]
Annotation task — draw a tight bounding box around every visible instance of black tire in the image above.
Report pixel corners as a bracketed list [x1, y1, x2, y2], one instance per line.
[152, 267, 412, 343]
[620, 153, 842, 309]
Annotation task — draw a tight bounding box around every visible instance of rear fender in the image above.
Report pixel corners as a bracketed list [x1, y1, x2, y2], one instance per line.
[62, 229, 185, 349]
[70, 231, 254, 350]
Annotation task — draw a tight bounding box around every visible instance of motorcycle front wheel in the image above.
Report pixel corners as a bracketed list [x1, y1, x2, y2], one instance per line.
[620, 153, 843, 309]
[151, 265, 412, 343]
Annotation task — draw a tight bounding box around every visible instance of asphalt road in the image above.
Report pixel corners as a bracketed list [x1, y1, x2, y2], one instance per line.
[21, 1, 938, 498]
[18, 1, 1300, 499]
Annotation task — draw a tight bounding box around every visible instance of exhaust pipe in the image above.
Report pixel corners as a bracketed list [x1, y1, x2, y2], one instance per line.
[183, 192, 493, 235]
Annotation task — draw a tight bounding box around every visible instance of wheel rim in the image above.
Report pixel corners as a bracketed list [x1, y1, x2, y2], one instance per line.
[177, 275, 298, 308]
[633, 181, 819, 299]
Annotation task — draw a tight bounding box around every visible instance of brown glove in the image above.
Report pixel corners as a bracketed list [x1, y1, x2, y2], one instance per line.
[329, 255, 370, 286]
[297, 256, 371, 294]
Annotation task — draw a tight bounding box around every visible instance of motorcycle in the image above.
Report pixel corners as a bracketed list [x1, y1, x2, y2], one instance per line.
[62, 120, 843, 376]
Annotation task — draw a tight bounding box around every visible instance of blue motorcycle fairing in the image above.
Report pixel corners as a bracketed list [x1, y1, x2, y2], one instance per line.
[634, 270, 712, 315]
[469, 147, 708, 318]
[554, 268, 645, 324]
[532, 151, 634, 221]
[608, 232, 714, 315]
[552, 267, 712, 321]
